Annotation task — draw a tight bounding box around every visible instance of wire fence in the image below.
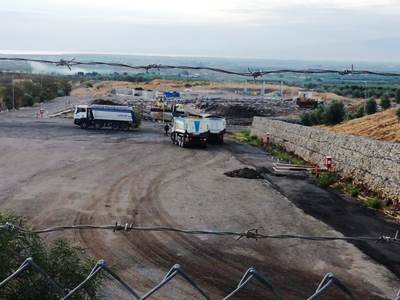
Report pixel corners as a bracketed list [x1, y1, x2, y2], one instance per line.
[2, 256, 399, 300]
[1, 57, 400, 78]
[1, 224, 399, 298]
[1, 222, 399, 244]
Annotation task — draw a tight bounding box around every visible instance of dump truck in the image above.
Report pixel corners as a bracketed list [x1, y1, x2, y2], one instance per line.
[204, 115, 226, 144]
[170, 116, 209, 148]
[74, 104, 136, 130]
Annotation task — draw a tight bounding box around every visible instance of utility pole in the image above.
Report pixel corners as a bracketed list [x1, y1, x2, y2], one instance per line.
[364, 81, 368, 100]
[261, 80, 265, 98]
[11, 75, 15, 111]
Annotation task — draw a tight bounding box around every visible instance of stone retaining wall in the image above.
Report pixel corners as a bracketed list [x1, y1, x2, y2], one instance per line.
[251, 117, 400, 202]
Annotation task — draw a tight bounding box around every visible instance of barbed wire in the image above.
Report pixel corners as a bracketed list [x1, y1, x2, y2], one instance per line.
[1, 57, 400, 78]
[1, 257, 398, 299]
[1, 222, 399, 244]
[395, 290, 400, 300]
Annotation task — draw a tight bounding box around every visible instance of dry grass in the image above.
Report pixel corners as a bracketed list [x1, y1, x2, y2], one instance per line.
[320, 109, 400, 142]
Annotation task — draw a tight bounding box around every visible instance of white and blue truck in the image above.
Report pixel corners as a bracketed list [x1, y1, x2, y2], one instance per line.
[170, 116, 209, 148]
[74, 104, 136, 130]
[204, 115, 226, 144]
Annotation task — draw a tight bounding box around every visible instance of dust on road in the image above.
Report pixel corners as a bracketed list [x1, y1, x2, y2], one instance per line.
[0, 117, 398, 299]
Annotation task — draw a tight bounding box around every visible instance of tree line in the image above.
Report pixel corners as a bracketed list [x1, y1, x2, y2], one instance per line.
[301, 95, 400, 126]
[0, 75, 72, 110]
[313, 83, 400, 100]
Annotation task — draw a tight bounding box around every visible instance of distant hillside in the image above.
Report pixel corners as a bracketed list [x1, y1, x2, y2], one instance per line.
[320, 108, 400, 143]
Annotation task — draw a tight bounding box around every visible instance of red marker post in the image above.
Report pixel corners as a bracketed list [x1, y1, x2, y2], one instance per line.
[262, 132, 270, 146]
[324, 155, 333, 171]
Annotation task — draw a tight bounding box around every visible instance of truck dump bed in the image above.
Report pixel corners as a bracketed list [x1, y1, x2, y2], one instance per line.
[173, 117, 209, 135]
[91, 105, 134, 122]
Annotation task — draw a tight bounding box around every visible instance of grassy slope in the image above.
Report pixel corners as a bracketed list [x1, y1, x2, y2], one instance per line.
[321, 108, 400, 142]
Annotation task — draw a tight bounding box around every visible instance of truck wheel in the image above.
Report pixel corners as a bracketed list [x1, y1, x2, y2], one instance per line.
[182, 136, 186, 148]
[219, 135, 224, 144]
[111, 123, 118, 130]
[121, 123, 129, 131]
[80, 121, 88, 129]
[171, 133, 176, 144]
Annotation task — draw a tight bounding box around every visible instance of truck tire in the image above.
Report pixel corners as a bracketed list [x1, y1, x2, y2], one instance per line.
[171, 132, 176, 144]
[80, 121, 88, 129]
[178, 136, 184, 147]
[111, 123, 119, 131]
[120, 123, 129, 131]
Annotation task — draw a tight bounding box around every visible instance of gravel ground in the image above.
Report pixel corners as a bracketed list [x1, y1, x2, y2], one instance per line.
[0, 113, 399, 299]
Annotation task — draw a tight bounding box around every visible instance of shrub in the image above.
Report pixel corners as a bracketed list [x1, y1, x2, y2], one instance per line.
[365, 197, 383, 210]
[301, 101, 346, 126]
[324, 101, 346, 125]
[355, 105, 365, 118]
[134, 109, 142, 128]
[301, 112, 312, 126]
[365, 98, 377, 115]
[309, 106, 325, 125]
[0, 212, 103, 300]
[248, 135, 262, 147]
[318, 172, 338, 187]
[380, 94, 391, 110]
[85, 82, 93, 88]
[396, 108, 400, 121]
[395, 88, 400, 104]
[345, 184, 361, 197]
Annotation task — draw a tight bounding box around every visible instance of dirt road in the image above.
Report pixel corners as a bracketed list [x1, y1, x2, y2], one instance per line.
[0, 116, 399, 299]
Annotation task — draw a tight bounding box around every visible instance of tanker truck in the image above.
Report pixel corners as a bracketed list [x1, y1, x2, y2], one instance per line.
[74, 104, 136, 130]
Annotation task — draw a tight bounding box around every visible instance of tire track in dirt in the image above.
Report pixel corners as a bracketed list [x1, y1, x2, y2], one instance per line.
[72, 146, 374, 299]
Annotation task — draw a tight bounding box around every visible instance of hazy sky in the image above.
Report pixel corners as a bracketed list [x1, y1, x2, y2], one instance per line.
[0, 0, 399, 61]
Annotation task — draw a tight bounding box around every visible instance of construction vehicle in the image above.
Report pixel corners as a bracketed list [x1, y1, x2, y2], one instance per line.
[295, 91, 320, 109]
[73, 104, 136, 130]
[170, 116, 209, 148]
[204, 115, 226, 144]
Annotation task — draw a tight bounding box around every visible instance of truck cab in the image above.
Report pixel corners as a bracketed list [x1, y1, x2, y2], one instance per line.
[74, 105, 90, 127]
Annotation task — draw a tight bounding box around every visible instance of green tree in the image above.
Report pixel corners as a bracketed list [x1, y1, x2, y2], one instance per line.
[395, 88, 400, 104]
[355, 105, 365, 118]
[365, 98, 377, 115]
[309, 106, 325, 125]
[0, 212, 103, 300]
[301, 112, 312, 126]
[380, 94, 391, 110]
[323, 101, 346, 125]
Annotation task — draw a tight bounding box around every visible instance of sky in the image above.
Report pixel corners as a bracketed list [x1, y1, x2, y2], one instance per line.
[0, 0, 399, 61]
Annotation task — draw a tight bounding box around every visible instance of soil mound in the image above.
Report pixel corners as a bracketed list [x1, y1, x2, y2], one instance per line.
[224, 168, 263, 179]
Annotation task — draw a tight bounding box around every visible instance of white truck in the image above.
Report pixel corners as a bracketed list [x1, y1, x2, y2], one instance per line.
[204, 115, 226, 144]
[170, 117, 209, 148]
[74, 104, 136, 130]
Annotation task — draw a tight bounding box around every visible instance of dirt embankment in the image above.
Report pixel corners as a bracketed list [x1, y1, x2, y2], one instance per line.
[320, 109, 400, 143]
